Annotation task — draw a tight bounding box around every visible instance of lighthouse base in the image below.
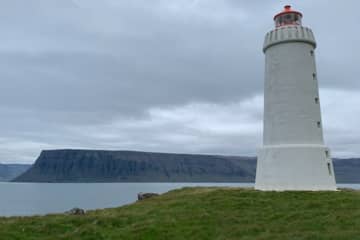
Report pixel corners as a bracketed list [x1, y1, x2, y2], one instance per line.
[255, 144, 337, 191]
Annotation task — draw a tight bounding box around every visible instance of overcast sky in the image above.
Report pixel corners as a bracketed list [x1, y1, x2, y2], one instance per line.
[1, 0, 359, 163]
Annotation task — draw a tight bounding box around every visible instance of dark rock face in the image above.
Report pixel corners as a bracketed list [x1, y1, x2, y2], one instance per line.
[0, 164, 31, 182]
[332, 158, 360, 183]
[13, 150, 256, 183]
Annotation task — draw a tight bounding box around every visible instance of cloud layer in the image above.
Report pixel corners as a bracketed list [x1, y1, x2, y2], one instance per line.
[0, 1, 359, 163]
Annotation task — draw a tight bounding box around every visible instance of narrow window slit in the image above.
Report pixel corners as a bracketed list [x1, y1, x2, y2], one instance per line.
[325, 150, 330, 158]
[315, 97, 319, 104]
[327, 163, 332, 176]
[310, 50, 314, 56]
[312, 73, 317, 80]
[317, 121, 321, 128]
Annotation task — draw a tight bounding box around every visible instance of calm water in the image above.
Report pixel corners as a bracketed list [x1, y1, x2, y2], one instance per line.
[0, 182, 358, 217]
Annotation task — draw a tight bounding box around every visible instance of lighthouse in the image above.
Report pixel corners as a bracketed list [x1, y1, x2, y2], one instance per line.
[255, 5, 337, 190]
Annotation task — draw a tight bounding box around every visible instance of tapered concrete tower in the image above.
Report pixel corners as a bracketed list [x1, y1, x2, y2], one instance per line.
[255, 5, 337, 190]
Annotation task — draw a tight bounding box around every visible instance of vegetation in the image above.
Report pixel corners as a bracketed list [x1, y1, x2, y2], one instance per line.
[1, 187, 360, 239]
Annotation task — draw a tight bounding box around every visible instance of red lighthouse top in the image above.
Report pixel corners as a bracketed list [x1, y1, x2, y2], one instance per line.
[274, 5, 302, 28]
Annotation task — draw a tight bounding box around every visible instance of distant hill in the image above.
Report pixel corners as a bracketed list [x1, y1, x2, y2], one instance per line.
[13, 150, 256, 182]
[332, 158, 360, 183]
[12, 149, 360, 183]
[0, 164, 31, 182]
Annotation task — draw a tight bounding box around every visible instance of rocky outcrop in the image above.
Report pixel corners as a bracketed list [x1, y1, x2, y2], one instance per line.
[66, 208, 86, 215]
[13, 150, 256, 183]
[137, 192, 160, 200]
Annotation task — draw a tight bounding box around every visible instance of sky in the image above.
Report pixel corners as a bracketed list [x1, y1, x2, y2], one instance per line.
[1, 0, 360, 163]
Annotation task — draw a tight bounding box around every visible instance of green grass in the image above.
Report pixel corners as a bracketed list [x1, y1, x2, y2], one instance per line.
[1, 187, 360, 239]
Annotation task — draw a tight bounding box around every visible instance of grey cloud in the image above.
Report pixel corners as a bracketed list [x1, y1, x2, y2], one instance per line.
[0, 0, 264, 115]
[0, 0, 359, 162]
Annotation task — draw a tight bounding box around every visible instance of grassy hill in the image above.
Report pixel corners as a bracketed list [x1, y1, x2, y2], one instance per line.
[1, 187, 360, 239]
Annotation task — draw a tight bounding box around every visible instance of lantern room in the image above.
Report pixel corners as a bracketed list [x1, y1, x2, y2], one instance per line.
[274, 5, 302, 28]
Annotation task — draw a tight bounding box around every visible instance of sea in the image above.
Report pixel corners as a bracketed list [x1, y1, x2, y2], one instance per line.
[0, 182, 358, 217]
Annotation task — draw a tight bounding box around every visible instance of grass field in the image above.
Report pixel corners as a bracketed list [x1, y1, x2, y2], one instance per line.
[1, 187, 360, 239]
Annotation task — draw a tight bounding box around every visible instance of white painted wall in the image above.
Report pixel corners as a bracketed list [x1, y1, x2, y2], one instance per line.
[255, 25, 337, 190]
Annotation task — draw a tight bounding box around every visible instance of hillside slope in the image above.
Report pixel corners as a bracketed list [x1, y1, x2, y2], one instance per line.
[0, 164, 31, 181]
[0, 187, 360, 239]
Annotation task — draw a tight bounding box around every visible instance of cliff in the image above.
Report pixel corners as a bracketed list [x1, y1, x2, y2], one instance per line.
[332, 158, 360, 183]
[12, 150, 360, 183]
[13, 150, 256, 182]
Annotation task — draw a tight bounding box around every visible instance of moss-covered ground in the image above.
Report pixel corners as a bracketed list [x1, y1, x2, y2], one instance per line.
[1, 187, 360, 239]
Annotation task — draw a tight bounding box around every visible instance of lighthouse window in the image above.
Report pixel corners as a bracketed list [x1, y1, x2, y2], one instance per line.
[276, 16, 284, 26]
[315, 97, 319, 104]
[325, 150, 330, 158]
[312, 73, 317, 80]
[275, 13, 302, 27]
[327, 163, 332, 176]
[310, 50, 314, 56]
[317, 121, 321, 128]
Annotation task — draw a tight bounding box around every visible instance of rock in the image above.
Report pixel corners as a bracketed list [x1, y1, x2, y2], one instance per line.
[66, 207, 86, 215]
[137, 192, 159, 200]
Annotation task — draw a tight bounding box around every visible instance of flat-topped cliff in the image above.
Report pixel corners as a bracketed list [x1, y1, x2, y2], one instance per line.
[13, 150, 256, 182]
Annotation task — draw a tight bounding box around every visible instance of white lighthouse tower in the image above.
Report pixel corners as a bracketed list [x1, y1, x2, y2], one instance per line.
[255, 5, 337, 190]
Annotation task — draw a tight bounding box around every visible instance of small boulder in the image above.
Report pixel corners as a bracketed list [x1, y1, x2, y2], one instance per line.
[137, 192, 159, 201]
[66, 207, 86, 215]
